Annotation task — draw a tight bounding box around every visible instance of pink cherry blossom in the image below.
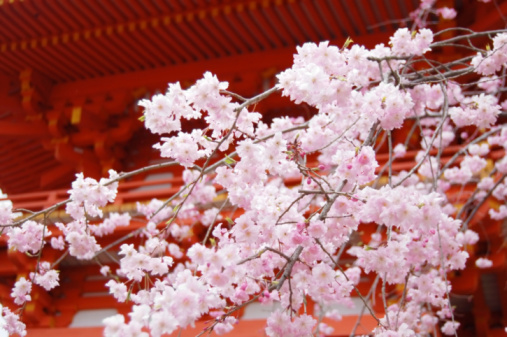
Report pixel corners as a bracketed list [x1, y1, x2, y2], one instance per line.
[438, 7, 457, 19]
[441, 321, 460, 335]
[1, 307, 26, 336]
[8, 221, 49, 254]
[11, 277, 32, 305]
[475, 257, 493, 268]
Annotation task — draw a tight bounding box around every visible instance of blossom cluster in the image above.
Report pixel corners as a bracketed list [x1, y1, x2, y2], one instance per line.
[107, 25, 505, 336]
[471, 33, 507, 75]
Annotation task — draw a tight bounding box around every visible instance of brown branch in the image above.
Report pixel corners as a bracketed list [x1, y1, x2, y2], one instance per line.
[237, 247, 291, 265]
[269, 245, 303, 291]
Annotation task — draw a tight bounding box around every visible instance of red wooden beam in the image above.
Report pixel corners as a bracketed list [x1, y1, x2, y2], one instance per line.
[469, 0, 507, 31]
[0, 120, 49, 136]
[115, 24, 159, 68]
[274, 2, 308, 43]
[39, 38, 96, 80]
[149, 19, 189, 63]
[141, 22, 181, 64]
[78, 32, 128, 74]
[13, 1, 50, 36]
[0, 250, 19, 276]
[190, 13, 229, 57]
[21, 41, 77, 82]
[57, 37, 110, 77]
[286, 0, 321, 42]
[260, 3, 294, 46]
[0, 6, 25, 41]
[1, 2, 38, 38]
[100, 27, 147, 70]
[26, 0, 69, 33]
[92, 31, 138, 72]
[0, 140, 39, 159]
[199, 11, 239, 55]
[50, 30, 393, 99]
[290, 0, 326, 41]
[0, 43, 29, 72]
[226, 5, 263, 51]
[177, 14, 215, 59]
[236, 3, 276, 50]
[40, 164, 76, 188]
[299, 0, 333, 40]
[213, 7, 254, 52]
[63, 0, 103, 27]
[127, 22, 169, 66]
[0, 153, 55, 179]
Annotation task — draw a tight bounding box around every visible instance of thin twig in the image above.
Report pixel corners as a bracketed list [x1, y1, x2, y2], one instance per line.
[202, 197, 229, 245]
[237, 246, 292, 265]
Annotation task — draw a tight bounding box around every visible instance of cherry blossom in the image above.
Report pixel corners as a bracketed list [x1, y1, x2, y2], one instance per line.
[390, 28, 433, 56]
[11, 277, 31, 305]
[7, 220, 49, 254]
[475, 257, 493, 268]
[437, 7, 457, 19]
[1, 307, 26, 336]
[441, 321, 460, 335]
[31, 262, 59, 291]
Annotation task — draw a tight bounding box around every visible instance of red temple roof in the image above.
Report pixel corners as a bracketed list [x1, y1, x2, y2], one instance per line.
[0, 0, 434, 194]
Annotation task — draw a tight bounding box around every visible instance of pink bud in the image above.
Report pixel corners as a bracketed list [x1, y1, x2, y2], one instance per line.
[357, 154, 369, 165]
[296, 222, 305, 232]
[291, 233, 304, 244]
[318, 164, 325, 170]
[307, 177, 312, 185]
[308, 244, 319, 255]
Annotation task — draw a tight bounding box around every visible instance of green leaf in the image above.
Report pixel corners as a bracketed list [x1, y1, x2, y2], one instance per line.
[225, 217, 234, 225]
[138, 114, 145, 122]
[224, 155, 236, 165]
[343, 37, 354, 48]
